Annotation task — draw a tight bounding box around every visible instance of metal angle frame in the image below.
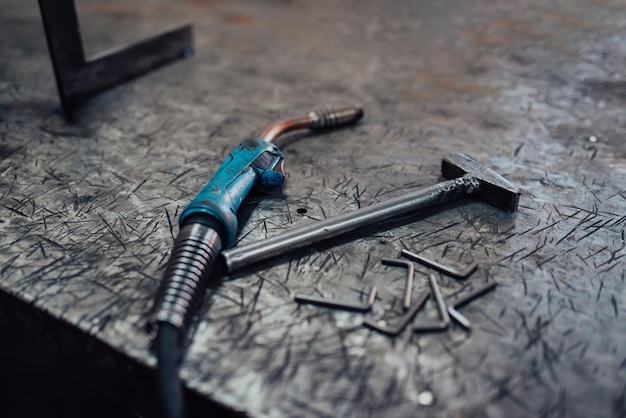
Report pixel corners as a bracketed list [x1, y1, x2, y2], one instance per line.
[38, 0, 193, 117]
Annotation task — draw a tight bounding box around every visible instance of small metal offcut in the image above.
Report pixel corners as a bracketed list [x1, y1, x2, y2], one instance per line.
[401, 249, 477, 279]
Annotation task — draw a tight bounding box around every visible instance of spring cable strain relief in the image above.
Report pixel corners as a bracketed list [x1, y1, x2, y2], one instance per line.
[149, 223, 223, 338]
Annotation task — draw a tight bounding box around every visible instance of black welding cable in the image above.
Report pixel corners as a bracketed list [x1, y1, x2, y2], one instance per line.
[156, 323, 185, 418]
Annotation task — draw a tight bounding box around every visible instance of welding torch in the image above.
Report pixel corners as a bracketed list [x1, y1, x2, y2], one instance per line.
[148, 106, 363, 418]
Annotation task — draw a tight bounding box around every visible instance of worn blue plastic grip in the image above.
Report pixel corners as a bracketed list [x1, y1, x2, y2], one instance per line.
[179, 138, 284, 247]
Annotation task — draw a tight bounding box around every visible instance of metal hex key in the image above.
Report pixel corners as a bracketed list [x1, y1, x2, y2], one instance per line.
[381, 258, 415, 310]
[401, 249, 477, 280]
[413, 274, 451, 332]
[447, 307, 472, 329]
[363, 292, 429, 336]
[447, 281, 498, 330]
[294, 287, 378, 312]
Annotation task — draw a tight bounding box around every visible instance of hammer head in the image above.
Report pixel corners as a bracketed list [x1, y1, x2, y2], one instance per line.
[441, 153, 520, 211]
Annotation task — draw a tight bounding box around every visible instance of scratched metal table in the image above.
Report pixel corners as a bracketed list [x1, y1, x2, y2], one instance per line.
[1, 1, 625, 417]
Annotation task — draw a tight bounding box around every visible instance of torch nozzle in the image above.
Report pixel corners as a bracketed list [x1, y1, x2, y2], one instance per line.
[260, 106, 364, 143]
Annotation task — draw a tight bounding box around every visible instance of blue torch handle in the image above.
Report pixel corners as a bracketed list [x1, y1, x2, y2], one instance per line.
[179, 137, 284, 247]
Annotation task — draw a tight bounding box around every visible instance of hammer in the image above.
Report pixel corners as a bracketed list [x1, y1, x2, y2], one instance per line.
[221, 153, 520, 273]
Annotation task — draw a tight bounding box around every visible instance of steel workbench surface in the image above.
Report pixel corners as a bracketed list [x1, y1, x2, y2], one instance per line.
[1, 1, 625, 417]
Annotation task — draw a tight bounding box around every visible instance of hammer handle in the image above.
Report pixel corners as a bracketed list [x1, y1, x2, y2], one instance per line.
[221, 177, 480, 273]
